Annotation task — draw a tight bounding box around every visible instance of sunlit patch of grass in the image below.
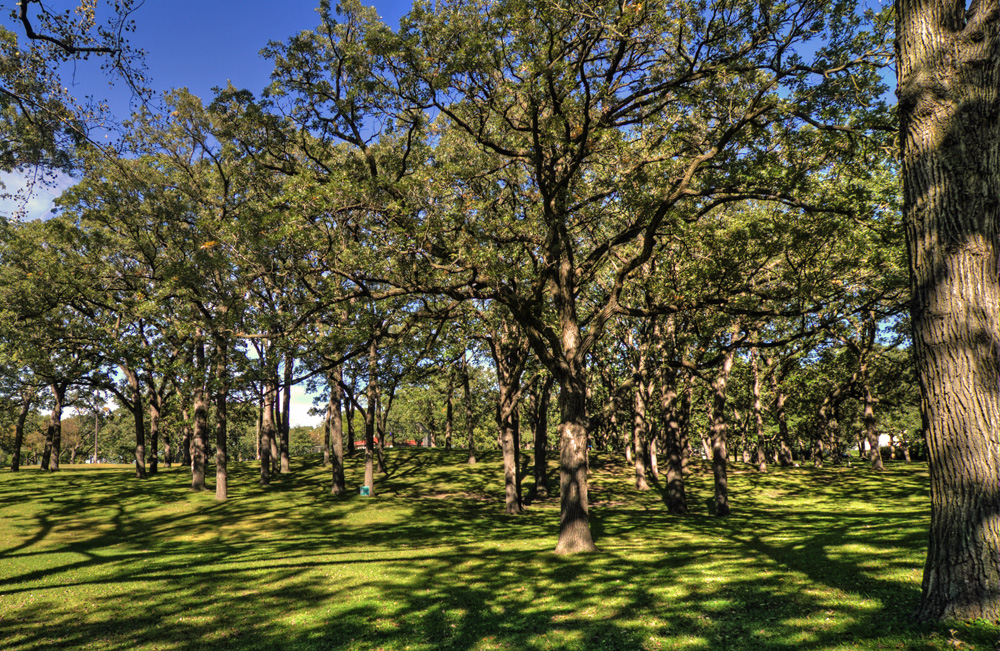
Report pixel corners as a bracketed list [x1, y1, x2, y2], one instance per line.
[0, 452, 997, 650]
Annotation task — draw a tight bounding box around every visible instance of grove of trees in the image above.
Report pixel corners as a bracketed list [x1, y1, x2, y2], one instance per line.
[0, 0, 996, 625]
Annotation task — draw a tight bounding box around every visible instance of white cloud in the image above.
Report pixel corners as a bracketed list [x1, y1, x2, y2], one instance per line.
[0, 170, 77, 221]
[288, 384, 324, 428]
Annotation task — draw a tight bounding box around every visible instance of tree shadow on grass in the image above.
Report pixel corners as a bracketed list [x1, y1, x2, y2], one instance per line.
[0, 454, 995, 651]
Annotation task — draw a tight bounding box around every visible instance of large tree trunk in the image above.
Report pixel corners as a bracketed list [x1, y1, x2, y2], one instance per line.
[711, 347, 736, 517]
[329, 367, 346, 495]
[498, 384, 523, 514]
[897, 0, 1000, 622]
[554, 372, 596, 553]
[10, 388, 32, 472]
[259, 382, 277, 487]
[191, 389, 208, 491]
[124, 368, 146, 479]
[42, 382, 66, 471]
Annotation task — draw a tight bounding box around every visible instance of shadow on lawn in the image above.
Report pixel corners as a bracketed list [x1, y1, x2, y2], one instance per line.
[0, 453, 994, 651]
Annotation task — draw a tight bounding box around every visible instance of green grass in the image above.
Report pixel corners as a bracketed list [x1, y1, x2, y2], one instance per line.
[1, 450, 997, 651]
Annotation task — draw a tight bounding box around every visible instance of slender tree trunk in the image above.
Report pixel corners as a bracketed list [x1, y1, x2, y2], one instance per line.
[711, 347, 736, 516]
[444, 379, 454, 449]
[376, 386, 392, 473]
[323, 406, 331, 466]
[256, 397, 263, 461]
[162, 397, 173, 468]
[659, 371, 687, 514]
[215, 341, 229, 501]
[863, 382, 883, 471]
[125, 371, 146, 479]
[215, 390, 228, 500]
[533, 374, 553, 499]
[148, 400, 160, 475]
[267, 376, 280, 475]
[363, 338, 378, 495]
[181, 407, 192, 467]
[330, 367, 346, 495]
[93, 411, 99, 464]
[462, 354, 476, 464]
[345, 376, 356, 457]
[280, 352, 292, 473]
[489, 329, 529, 514]
[772, 375, 793, 467]
[498, 383, 523, 514]
[633, 382, 650, 490]
[10, 389, 32, 471]
[750, 346, 767, 473]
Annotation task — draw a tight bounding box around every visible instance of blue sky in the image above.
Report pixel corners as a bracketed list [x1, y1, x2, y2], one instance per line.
[105, 1, 412, 116]
[3, 1, 413, 222]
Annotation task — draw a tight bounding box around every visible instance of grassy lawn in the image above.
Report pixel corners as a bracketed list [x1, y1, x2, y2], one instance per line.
[1, 449, 997, 651]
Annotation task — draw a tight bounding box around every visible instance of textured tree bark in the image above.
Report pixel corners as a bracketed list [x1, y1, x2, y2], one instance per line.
[123, 368, 146, 479]
[41, 382, 66, 471]
[10, 389, 32, 472]
[711, 347, 736, 517]
[659, 371, 687, 514]
[499, 388, 523, 513]
[897, 0, 1000, 622]
[329, 367, 346, 495]
[215, 391, 228, 501]
[191, 389, 208, 491]
[554, 374, 596, 553]
[486, 325, 529, 514]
